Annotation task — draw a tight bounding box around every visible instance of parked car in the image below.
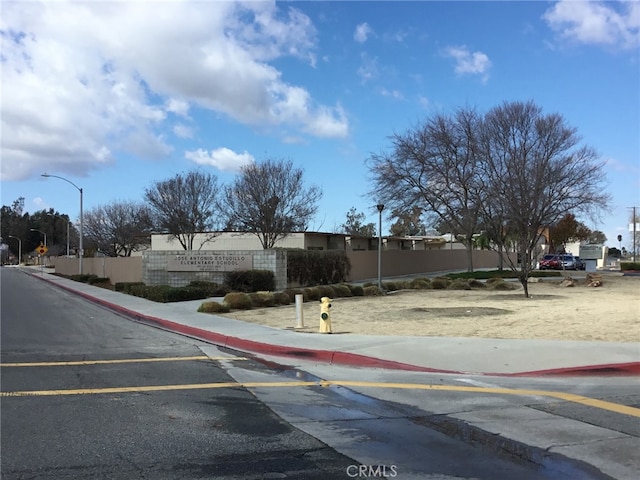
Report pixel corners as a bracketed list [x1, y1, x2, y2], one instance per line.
[538, 254, 561, 270]
[574, 256, 586, 270]
[559, 254, 581, 270]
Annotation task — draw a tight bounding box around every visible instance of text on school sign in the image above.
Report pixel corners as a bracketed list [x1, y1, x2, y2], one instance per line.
[167, 253, 253, 272]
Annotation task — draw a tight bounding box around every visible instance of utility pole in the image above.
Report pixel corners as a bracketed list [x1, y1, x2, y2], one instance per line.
[631, 207, 638, 262]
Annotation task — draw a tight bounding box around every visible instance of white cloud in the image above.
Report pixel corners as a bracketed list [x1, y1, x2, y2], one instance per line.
[185, 147, 254, 172]
[379, 88, 404, 100]
[354, 22, 374, 43]
[32, 197, 49, 211]
[173, 124, 194, 139]
[357, 53, 379, 83]
[543, 0, 640, 49]
[443, 46, 492, 81]
[166, 99, 190, 118]
[0, 1, 348, 181]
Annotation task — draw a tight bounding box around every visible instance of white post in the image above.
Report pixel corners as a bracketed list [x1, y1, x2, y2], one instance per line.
[295, 294, 304, 328]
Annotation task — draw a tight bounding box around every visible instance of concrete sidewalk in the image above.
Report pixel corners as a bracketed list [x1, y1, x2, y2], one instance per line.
[24, 268, 640, 376]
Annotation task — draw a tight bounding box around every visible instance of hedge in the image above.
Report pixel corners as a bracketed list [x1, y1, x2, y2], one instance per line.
[620, 262, 640, 271]
[223, 270, 275, 293]
[126, 284, 212, 303]
[287, 249, 350, 286]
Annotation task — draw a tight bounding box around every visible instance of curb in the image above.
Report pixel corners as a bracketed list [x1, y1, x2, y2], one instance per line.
[33, 272, 640, 378]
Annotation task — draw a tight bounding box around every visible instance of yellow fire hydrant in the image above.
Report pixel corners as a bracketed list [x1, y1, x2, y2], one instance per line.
[319, 296, 332, 333]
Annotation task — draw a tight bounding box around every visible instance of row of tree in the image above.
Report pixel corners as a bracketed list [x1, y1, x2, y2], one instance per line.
[0, 100, 615, 298]
[0, 159, 323, 259]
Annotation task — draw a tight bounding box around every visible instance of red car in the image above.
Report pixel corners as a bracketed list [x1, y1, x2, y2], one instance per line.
[538, 254, 561, 270]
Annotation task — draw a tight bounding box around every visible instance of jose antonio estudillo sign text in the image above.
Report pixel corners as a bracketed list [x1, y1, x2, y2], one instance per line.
[167, 253, 253, 272]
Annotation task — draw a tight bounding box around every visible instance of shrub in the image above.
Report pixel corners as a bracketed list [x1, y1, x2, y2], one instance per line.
[621, 262, 640, 271]
[224, 270, 275, 293]
[383, 281, 398, 291]
[468, 279, 487, 289]
[409, 278, 431, 289]
[363, 285, 382, 296]
[223, 292, 253, 310]
[198, 301, 231, 314]
[115, 282, 146, 293]
[486, 277, 505, 285]
[303, 287, 321, 301]
[187, 280, 229, 297]
[332, 284, 352, 297]
[318, 285, 336, 299]
[165, 286, 210, 302]
[273, 291, 292, 305]
[431, 278, 449, 290]
[125, 284, 215, 303]
[88, 276, 110, 285]
[69, 274, 99, 284]
[283, 288, 304, 302]
[488, 280, 519, 291]
[248, 291, 277, 308]
[350, 285, 364, 296]
[447, 278, 471, 290]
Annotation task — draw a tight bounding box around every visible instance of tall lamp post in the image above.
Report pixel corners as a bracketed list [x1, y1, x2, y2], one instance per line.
[42, 173, 83, 274]
[376, 203, 384, 291]
[8, 236, 22, 265]
[30, 228, 47, 246]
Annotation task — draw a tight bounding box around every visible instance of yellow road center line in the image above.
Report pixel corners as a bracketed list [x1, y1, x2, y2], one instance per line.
[0, 356, 248, 367]
[1, 380, 638, 418]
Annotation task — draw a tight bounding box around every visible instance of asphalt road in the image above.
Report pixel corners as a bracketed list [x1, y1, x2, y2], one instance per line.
[0, 268, 356, 479]
[3, 267, 630, 479]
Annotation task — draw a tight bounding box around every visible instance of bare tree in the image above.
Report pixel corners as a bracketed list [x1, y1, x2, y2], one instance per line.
[340, 207, 376, 237]
[368, 107, 484, 271]
[145, 170, 220, 250]
[221, 158, 322, 249]
[480, 101, 609, 296]
[84, 201, 154, 256]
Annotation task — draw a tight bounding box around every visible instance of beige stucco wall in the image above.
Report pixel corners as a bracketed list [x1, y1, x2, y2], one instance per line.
[52, 256, 143, 283]
[346, 249, 516, 281]
[52, 249, 515, 286]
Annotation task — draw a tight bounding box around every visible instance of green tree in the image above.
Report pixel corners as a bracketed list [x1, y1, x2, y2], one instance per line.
[340, 207, 375, 237]
[548, 213, 592, 252]
[389, 207, 426, 237]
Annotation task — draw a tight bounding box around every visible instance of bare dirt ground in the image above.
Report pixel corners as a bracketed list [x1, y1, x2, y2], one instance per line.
[219, 273, 640, 342]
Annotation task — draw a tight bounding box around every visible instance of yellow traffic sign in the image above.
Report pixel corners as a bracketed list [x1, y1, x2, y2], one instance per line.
[37, 244, 48, 255]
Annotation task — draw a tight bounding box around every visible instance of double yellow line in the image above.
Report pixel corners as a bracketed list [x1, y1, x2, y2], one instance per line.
[2, 357, 638, 418]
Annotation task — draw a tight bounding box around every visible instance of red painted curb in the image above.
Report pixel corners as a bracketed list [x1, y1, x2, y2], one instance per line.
[33, 273, 640, 377]
[497, 362, 640, 377]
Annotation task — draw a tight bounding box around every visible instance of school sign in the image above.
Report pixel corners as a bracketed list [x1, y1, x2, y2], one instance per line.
[167, 252, 253, 272]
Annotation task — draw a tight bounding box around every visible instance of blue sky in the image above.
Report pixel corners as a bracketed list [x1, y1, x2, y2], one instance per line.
[1, 0, 639, 247]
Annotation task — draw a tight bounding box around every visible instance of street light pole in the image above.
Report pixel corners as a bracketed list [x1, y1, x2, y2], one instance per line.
[30, 228, 47, 246]
[8, 236, 22, 265]
[42, 173, 83, 274]
[376, 203, 384, 291]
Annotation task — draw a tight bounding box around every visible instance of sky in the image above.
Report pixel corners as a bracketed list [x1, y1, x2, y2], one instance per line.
[1, 0, 639, 248]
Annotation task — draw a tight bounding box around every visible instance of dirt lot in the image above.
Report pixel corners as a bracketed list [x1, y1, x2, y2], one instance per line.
[218, 273, 640, 342]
